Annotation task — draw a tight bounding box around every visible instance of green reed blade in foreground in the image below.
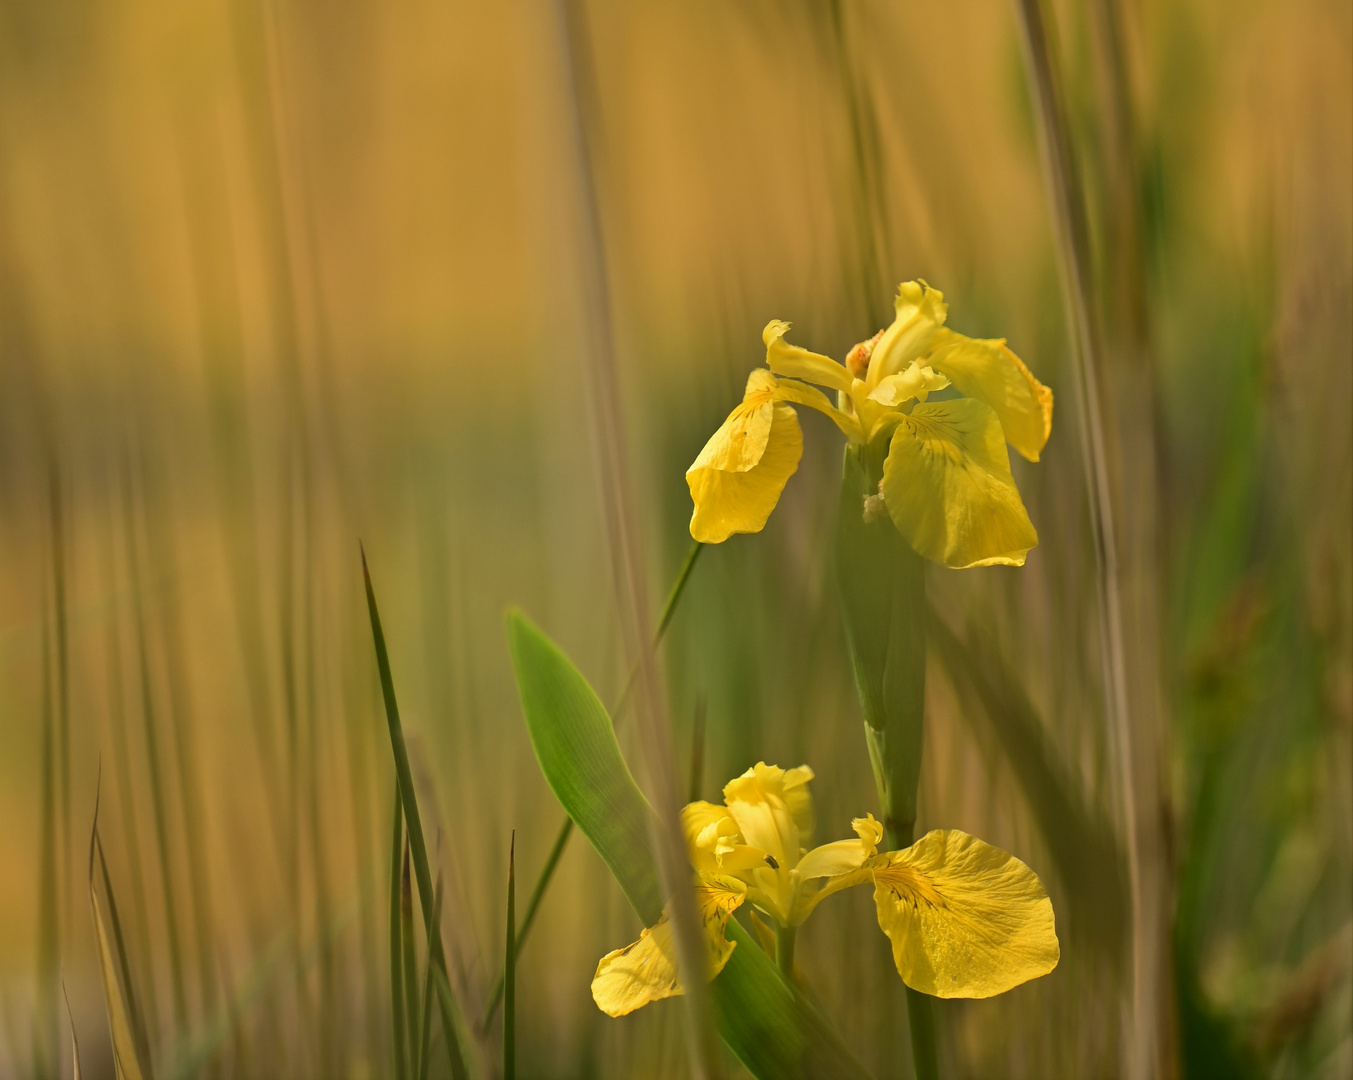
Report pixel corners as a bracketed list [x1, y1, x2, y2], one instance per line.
[96, 839, 154, 1078]
[89, 795, 147, 1080]
[364, 548, 475, 1080]
[506, 609, 872, 1080]
[503, 833, 516, 1080]
[362, 547, 438, 923]
[400, 839, 420, 1076]
[415, 875, 445, 1080]
[389, 795, 408, 1080]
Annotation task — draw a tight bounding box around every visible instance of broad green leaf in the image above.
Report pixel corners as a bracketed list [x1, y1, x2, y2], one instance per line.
[506, 610, 872, 1080]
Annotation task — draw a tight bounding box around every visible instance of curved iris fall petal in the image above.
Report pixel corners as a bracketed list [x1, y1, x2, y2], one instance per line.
[880, 398, 1038, 568]
[870, 830, 1060, 999]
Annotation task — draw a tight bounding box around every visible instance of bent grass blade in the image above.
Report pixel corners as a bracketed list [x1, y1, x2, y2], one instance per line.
[89, 793, 147, 1080]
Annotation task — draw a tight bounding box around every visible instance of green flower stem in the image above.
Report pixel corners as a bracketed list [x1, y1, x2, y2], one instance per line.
[836, 443, 937, 1080]
[774, 923, 796, 981]
[483, 540, 704, 1027]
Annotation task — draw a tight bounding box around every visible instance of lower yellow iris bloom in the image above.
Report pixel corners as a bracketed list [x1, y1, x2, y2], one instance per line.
[591, 763, 1060, 1017]
[686, 282, 1053, 568]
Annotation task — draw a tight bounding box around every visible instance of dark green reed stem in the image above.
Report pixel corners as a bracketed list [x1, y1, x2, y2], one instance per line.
[774, 924, 795, 981]
[482, 540, 703, 1026]
[363, 548, 438, 923]
[364, 551, 472, 1080]
[414, 876, 445, 1080]
[400, 840, 420, 1073]
[388, 795, 407, 1080]
[836, 443, 937, 1080]
[503, 832, 516, 1080]
[37, 616, 59, 1080]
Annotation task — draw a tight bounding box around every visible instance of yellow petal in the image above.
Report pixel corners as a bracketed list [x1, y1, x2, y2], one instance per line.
[778, 764, 816, 845]
[687, 372, 803, 544]
[681, 801, 736, 872]
[867, 361, 951, 407]
[774, 378, 864, 441]
[763, 320, 854, 393]
[871, 830, 1060, 999]
[722, 763, 814, 868]
[591, 876, 746, 1017]
[925, 329, 1053, 462]
[866, 281, 949, 387]
[788, 814, 885, 924]
[880, 398, 1038, 568]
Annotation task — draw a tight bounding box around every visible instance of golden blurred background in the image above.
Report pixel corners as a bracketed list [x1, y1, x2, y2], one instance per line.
[0, 0, 1348, 1077]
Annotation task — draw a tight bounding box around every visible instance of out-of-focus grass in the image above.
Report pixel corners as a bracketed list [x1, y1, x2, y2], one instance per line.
[0, 0, 1348, 1078]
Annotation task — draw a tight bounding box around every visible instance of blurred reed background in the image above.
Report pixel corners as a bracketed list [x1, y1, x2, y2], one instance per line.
[0, 0, 1349, 1077]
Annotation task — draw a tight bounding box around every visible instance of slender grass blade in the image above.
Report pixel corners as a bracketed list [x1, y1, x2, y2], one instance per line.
[96, 839, 154, 1079]
[401, 839, 419, 1074]
[62, 983, 80, 1080]
[388, 794, 407, 1080]
[414, 875, 445, 1080]
[364, 553, 475, 1076]
[89, 795, 147, 1080]
[503, 833, 515, 1080]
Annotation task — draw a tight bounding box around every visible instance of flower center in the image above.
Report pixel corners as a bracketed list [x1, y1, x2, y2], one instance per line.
[845, 329, 884, 379]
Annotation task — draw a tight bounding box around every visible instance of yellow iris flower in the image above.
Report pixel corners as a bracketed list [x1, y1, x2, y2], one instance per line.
[591, 763, 1060, 1017]
[686, 282, 1053, 568]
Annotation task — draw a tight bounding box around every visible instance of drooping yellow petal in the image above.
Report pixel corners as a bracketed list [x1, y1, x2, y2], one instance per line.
[866, 281, 949, 387]
[591, 876, 746, 1017]
[925, 329, 1053, 462]
[867, 361, 951, 407]
[870, 830, 1060, 999]
[773, 378, 864, 442]
[763, 320, 854, 393]
[880, 398, 1038, 568]
[686, 371, 803, 544]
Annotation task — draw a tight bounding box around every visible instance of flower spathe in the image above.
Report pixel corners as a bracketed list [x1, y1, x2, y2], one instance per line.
[590, 763, 1060, 1017]
[685, 282, 1053, 568]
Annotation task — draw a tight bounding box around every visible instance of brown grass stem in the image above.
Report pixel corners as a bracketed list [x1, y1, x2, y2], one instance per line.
[552, 4, 722, 1072]
[1009, 1, 1150, 1075]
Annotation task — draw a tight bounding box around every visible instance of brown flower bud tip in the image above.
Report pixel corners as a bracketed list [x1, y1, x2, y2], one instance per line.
[845, 329, 885, 379]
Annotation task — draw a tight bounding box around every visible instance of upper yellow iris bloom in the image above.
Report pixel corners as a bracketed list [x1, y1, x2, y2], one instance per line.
[686, 282, 1053, 568]
[591, 763, 1060, 1017]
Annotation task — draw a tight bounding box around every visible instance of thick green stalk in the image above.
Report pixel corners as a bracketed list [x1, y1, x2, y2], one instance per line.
[774, 925, 795, 982]
[836, 442, 937, 1080]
